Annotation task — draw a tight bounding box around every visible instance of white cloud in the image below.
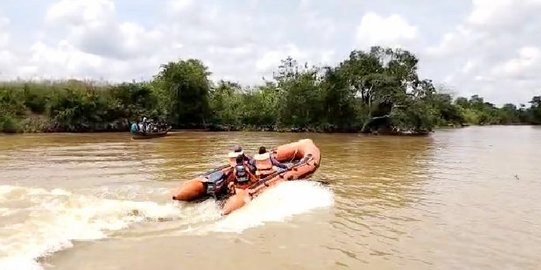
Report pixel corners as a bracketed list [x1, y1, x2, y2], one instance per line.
[255, 44, 337, 81]
[0, 16, 9, 48]
[425, 26, 480, 57]
[0, 0, 540, 105]
[489, 46, 541, 80]
[18, 39, 170, 82]
[467, 0, 541, 29]
[1, 0, 343, 86]
[45, 0, 165, 60]
[24, 40, 103, 78]
[0, 15, 18, 79]
[161, 0, 339, 84]
[45, 0, 114, 26]
[461, 60, 477, 74]
[0, 0, 178, 82]
[167, 0, 195, 14]
[0, 50, 17, 76]
[422, 0, 541, 105]
[256, 44, 303, 73]
[356, 12, 419, 49]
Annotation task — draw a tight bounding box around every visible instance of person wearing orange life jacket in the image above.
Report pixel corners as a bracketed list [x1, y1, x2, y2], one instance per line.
[253, 146, 288, 178]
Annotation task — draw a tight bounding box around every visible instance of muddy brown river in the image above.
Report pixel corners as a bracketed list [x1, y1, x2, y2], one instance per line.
[1, 126, 540, 269]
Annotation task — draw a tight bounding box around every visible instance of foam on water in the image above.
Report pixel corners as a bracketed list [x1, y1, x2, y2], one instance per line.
[0, 185, 184, 270]
[183, 180, 335, 234]
[0, 180, 334, 270]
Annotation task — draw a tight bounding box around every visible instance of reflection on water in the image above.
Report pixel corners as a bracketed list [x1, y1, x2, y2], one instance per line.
[0, 126, 540, 270]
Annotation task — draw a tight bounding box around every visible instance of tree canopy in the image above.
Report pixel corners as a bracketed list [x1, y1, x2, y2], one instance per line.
[0, 46, 539, 133]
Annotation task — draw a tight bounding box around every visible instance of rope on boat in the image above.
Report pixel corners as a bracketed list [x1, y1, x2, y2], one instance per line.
[247, 155, 313, 193]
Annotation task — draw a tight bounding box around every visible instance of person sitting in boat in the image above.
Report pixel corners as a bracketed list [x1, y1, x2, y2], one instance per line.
[228, 155, 257, 191]
[137, 116, 148, 133]
[138, 121, 144, 132]
[130, 122, 139, 134]
[227, 145, 256, 173]
[145, 119, 155, 133]
[254, 146, 288, 178]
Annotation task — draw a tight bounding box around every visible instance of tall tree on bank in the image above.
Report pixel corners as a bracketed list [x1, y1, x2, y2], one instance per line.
[273, 57, 323, 129]
[152, 59, 211, 128]
[336, 46, 436, 133]
[319, 66, 358, 131]
[529, 96, 541, 124]
[208, 80, 244, 128]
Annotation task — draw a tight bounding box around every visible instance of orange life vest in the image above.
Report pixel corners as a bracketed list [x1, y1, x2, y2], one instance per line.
[254, 152, 275, 177]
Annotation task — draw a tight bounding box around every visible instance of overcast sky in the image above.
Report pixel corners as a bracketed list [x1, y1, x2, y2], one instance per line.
[0, 0, 539, 106]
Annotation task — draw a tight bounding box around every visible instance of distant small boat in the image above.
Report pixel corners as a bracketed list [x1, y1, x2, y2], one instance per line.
[131, 126, 171, 140]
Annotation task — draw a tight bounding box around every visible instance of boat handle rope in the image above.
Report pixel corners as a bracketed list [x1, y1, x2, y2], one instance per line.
[248, 155, 314, 192]
[288, 146, 299, 164]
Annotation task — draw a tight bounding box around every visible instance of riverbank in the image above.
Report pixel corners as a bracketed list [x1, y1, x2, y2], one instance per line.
[5, 120, 541, 137]
[0, 122, 490, 136]
[0, 118, 441, 135]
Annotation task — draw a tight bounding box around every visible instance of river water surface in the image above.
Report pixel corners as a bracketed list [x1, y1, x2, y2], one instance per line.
[1, 126, 540, 270]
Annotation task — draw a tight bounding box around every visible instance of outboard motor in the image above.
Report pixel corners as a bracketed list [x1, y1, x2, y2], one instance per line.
[202, 170, 226, 198]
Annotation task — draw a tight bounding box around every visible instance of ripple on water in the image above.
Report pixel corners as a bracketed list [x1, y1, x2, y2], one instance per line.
[1, 129, 541, 270]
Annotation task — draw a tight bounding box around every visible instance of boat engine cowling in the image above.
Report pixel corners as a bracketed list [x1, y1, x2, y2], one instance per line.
[201, 170, 227, 198]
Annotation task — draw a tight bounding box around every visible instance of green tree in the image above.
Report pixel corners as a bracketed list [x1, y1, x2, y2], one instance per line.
[109, 82, 162, 121]
[429, 93, 465, 126]
[336, 46, 436, 133]
[319, 66, 358, 131]
[208, 80, 243, 127]
[273, 57, 323, 129]
[152, 59, 211, 128]
[529, 96, 541, 124]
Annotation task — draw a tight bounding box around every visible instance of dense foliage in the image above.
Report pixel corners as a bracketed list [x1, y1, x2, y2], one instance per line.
[1, 46, 540, 134]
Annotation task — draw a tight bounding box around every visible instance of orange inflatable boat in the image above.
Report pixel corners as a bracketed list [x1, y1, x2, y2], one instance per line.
[171, 139, 321, 214]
